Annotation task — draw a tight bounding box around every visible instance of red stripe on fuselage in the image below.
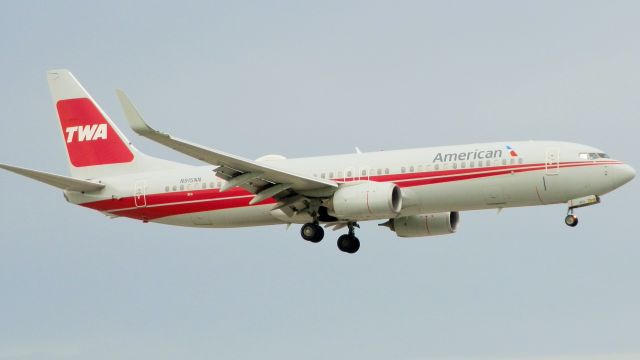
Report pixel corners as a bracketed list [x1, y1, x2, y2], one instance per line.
[395, 161, 615, 188]
[80, 160, 620, 220]
[84, 187, 255, 212]
[112, 195, 276, 221]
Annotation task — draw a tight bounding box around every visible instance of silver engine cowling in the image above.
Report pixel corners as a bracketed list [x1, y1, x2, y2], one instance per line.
[381, 212, 460, 238]
[331, 181, 402, 220]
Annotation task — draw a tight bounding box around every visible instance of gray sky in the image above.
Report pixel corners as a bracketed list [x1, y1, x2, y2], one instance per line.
[1, 1, 639, 359]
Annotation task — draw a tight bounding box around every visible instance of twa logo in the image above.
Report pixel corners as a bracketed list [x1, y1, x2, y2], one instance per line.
[65, 124, 108, 143]
[57, 97, 134, 166]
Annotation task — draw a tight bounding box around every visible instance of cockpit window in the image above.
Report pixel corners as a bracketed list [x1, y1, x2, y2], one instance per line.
[579, 152, 610, 160]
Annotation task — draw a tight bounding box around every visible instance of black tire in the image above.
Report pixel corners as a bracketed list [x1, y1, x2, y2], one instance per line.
[346, 236, 360, 253]
[301, 223, 324, 242]
[337, 234, 349, 251]
[337, 234, 360, 254]
[565, 215, 578, 227]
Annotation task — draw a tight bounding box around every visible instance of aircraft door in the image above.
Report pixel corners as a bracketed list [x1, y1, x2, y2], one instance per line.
[545, 149, 560, 175]
[540, 149, 566, 203]
[134, 180, 147, 207]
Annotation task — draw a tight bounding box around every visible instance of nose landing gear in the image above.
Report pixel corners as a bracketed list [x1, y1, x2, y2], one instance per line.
[564, 212, 579, 227]
[564, 195, 600, 227]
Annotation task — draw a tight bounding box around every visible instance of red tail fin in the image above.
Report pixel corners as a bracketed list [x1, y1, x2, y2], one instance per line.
[57, 98, 134, 167]
[47, 69, 184, 179]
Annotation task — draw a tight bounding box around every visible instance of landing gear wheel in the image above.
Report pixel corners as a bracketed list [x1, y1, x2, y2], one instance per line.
[565, 214, 578, 227]
[337, 234, 360, 254]
[301, 223, 324, 243]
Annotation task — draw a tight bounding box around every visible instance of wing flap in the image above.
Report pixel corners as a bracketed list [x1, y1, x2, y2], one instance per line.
[0, 164, 105, 192]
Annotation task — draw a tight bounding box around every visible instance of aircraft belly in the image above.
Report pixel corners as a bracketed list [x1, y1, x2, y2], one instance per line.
[153, 204, 283, 228]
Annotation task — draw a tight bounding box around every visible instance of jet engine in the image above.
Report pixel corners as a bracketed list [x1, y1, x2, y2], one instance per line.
[381, 212, 460, 238]
[331, 181, 402, 220]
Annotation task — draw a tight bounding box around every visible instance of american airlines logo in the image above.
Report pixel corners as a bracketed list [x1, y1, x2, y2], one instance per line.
[65, 124, 108, 143]
[433, 149, 504, 163]
[432, 145, 519, 163]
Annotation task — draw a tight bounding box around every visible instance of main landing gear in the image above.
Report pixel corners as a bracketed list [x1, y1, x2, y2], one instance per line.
[300, 222, 324, 243]
[337, 223, 360, 254]
[300, 221, 361, 254]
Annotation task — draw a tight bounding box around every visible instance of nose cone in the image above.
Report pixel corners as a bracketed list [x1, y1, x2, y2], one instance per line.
[611, 164, 636, 188]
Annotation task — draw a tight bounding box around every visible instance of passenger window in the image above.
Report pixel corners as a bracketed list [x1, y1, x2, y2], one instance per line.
[329, 172, 334, 178]
[172, 185, 177, 191]
[469, 161, 475, 168]
[377, 169, 382, 175]
[409, 166, 414, 172]
[202, 183, 207, 189]
[347, 170, 352, 177]
[209, 182, 215, 188]
[501, 159, 507, 166]
[321, 173, 326, 179]
[180, 185, 184, 191]
[384, 168, 390, 174]
[361, 169, 366, 176]
[165, 186, 170, 192]
[435, 164, 440, 170]
[401, 166, 406, 173]
[461, 162, 466, 169]
[452, 163, 458, 169]
[510, 158, 515, 165]
[518, 158, 523, 164]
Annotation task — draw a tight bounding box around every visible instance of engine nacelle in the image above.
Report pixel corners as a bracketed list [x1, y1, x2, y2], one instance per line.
[331, 181, 402, 220]
[382, 212, 460, 238]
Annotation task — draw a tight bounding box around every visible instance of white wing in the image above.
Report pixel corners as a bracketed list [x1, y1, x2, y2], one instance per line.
[116, 90, 337, 207]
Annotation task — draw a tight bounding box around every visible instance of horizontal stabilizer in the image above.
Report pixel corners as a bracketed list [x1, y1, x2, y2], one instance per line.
[0, 164, 105, 192]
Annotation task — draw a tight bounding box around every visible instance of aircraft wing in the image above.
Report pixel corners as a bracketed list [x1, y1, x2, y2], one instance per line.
[117, 90, 337, 204]
[0, 164, 105, 192]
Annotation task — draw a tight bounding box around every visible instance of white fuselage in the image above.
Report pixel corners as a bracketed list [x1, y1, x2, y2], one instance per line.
[64, 140, 634, 228]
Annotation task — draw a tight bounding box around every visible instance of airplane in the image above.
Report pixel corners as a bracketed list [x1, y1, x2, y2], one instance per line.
[1, 70, 635, 254]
